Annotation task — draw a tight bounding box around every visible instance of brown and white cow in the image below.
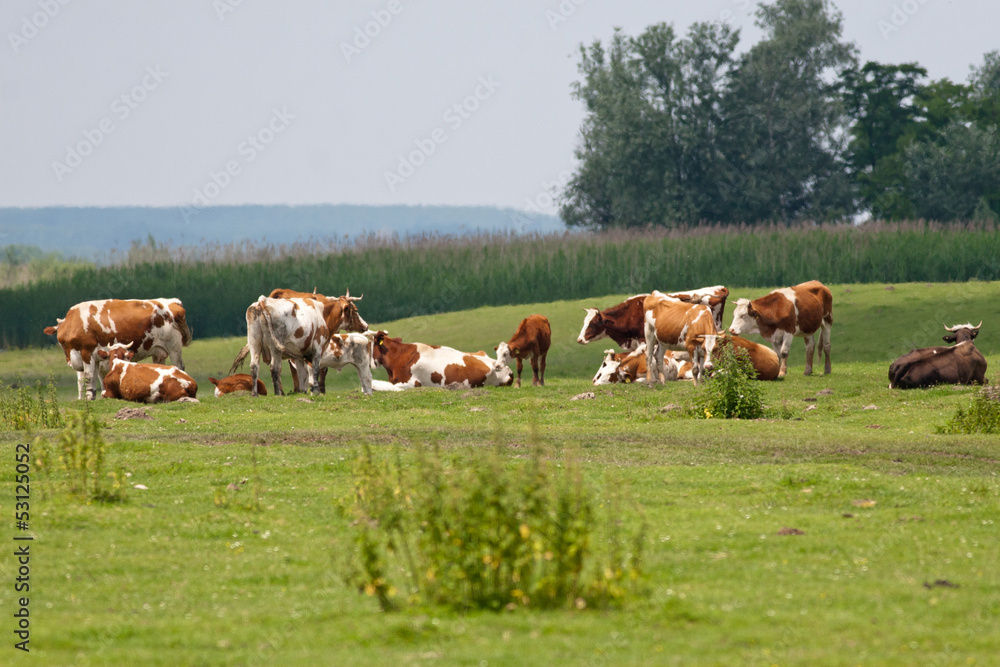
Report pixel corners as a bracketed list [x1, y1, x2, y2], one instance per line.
[888, 323, 987, 389]
[44, 298, 192, 400]
[577, 286, 729, 351]
[99, 346, 197, 403]
[267, 288, 368, 393]
[592, 344, 692, 384]
[643, 292, 719, 386]
[209, 374, 267, 397]
[318, 333, 374, 396]
[371, 331, 513, 389]
[711, 333, 781, 381]
[728, 280, 833, 377]
[495, 314, 551, 387]
[230, 295, 330, 396]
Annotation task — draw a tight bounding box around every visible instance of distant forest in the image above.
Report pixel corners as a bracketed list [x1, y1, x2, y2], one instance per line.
[561, 0, 1000, 229]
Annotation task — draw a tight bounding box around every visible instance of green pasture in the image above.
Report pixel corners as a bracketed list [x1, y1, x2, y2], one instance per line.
[1, 281, 999, 665]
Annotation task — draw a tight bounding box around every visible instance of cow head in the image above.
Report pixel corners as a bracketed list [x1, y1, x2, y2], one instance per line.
[728, 299, 759, 336]
[943, 322, 982, 344]
[494, 341, 514, 368]
[490, 355, 514, 386]
[329, 289, 368, 332]
[371, 331, 396, 368]
[577, 308, 605, 344]
[592, 349, 621, 385]
[97, 344, 134, 363]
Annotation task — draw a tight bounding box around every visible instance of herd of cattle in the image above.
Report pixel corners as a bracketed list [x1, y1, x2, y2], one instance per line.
[40, 280, 988, 404]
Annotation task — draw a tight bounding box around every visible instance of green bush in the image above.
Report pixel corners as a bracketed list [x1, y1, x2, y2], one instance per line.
[339, 442, 645, 612]
[694, 339, 767, 420]
[0, 375, 63, 431]
[33, 405, 126, 503]
[938, 385, 1000, 434]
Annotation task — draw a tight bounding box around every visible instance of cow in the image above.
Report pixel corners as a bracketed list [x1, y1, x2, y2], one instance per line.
[98, 346, 197, 403]
[209, 374, 267, 397]
[889, 323, 987, 389]
[230, 295, 330, 396]
[591, 344, 690, 385]
[728, 280, 833, 378]
[643, 292, 719, 386]
[713, 333, 781, 381]
[266, 288, 368, 393]
[577, 286, 729, 351]
[318, 333, 374, 396]
[494, 314, 551, 387]
[371, 331, 513, 388]
[43, 298, 192, 400]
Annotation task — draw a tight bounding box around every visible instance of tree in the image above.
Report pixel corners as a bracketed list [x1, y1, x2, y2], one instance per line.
[720, 0, 857, 223]
[560, 22, 740, 229]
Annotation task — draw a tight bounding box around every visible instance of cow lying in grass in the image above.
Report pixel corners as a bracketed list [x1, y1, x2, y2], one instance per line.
[889, 323, 987, 389]
[99, 346, 198, 403]
[371, 331, 512, 389]
[591, 345, 692, 385]
[209, 374, 267, 397]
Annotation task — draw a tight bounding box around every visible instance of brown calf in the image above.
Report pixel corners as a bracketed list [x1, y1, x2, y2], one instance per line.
[495, 314, 551, 387]
[209, 374, 267, 397]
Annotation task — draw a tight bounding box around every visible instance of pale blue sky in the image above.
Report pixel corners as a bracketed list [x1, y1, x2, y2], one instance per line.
[2, 0, 996, 215]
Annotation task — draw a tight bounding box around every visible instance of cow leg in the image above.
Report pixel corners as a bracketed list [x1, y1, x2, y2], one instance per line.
[306, 357, 322, 395]
[539, 353, 546, 386]
[821, 322, 832, 374]
[775, 334, 792, 378]
[516, 358, 524, 388]
[531, 354, 541, 387]
[288, 361, 299, 392]
[319, 366, 329, 394]
[77, 370, 87, 401]
[86, 355, 100, 400]
[804, 334, 816, 376]
[270, 352, 285, 396]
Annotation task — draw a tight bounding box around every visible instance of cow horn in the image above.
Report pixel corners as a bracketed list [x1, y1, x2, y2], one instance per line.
[944, 323, 958, 332]
[974, 321, 983, 330]
[344, 287, 363, 302]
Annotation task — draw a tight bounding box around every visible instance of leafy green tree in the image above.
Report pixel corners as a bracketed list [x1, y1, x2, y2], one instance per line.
[720, 0, 857, 223]
[561, 22, 740, 228]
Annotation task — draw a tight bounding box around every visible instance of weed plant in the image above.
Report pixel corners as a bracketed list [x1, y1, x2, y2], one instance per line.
[340, 441, 645, 612]
[33, 405, 126, 503]
[0, 375, 63, 431]
[693, 341, 767, 420]
[938, 384, 1000, 434]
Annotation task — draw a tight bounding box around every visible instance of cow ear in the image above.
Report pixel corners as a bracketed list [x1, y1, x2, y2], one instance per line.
[943, 334, 956, 343]
[97, 349, 109, 359]
[493, 345, 498, 351]
[972, 329, 979, 339]
[746, 303, 757, 317]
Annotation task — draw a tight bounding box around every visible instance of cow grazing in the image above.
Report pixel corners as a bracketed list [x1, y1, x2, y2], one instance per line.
[578, 286, 729, 350]
[643, 292, 719, 386]
[267, 288, 368, 393]
[230, 295, 330, 396]
[728, 280, 833, 377]
[209, 374, 267, 397]
[99, 346, 197, 403]
[888, 323, 987, 389]
[318, 333, 374, 396]
[43, 298, 192, 400]
[495, 314, 551, 387]
[371, 331, 513, 389]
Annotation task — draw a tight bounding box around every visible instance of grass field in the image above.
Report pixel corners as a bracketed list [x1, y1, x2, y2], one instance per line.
[2, 282, 1000, 665]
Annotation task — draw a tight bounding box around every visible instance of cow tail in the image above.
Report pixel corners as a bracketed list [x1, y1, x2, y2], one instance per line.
[230, 345, 250, 375]
[259, 302, 293, 357]
[177, 313, 193, 346]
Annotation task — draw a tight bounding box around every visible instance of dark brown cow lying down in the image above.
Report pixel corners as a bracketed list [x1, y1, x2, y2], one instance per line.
[889, 323, 987, 389]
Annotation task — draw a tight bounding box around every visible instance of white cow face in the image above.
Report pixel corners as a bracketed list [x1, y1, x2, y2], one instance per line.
[577, 308, 605, 345]
[592, 350, 620, 385]
[729, 299, 759, 336]
[494, 341, 513, 368]
[490, 356, 513, 386]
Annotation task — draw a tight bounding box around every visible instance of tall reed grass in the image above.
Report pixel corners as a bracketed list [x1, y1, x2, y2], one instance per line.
[4, 221, 999, 348]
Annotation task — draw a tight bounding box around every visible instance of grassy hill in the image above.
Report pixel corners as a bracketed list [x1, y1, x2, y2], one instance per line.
[5, 281, 999, 399]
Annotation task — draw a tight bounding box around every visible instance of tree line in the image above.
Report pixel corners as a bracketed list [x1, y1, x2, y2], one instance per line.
[560, 0, 1000, 229]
